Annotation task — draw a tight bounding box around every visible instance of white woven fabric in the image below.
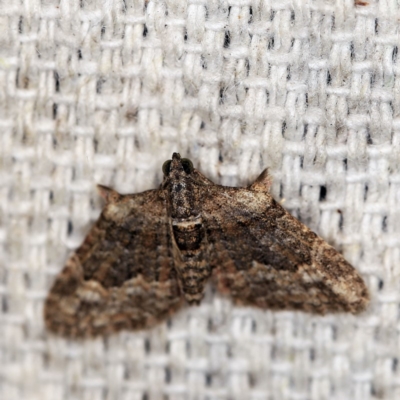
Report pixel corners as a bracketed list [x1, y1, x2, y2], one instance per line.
[1, 0, 399, 399]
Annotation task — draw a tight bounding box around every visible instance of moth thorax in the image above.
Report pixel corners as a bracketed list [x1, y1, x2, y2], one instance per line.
[169, 179, 199, 219]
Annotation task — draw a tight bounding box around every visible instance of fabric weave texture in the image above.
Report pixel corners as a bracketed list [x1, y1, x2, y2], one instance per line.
[0, 0, 399, 399]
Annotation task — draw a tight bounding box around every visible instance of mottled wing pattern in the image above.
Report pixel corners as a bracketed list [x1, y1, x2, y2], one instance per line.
[202, 185, 369, 314]
[44, 188, 182, 338]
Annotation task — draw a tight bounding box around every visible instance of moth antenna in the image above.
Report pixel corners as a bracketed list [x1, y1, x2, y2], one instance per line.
[97, 184, 120, 204]
[249, 168, 272, 192]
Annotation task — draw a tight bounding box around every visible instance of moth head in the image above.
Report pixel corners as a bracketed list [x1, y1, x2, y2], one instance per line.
[162, 153, 194, 176]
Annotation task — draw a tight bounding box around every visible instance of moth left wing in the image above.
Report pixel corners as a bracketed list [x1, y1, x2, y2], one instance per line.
[44, 188, 183, 338]
[201, 184, 369, 314]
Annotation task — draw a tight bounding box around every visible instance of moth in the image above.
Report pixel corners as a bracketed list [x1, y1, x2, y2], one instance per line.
[44, 153, 369, 338]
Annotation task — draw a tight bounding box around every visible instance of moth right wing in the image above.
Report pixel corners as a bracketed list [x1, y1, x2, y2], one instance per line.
[44, 188, 183, 338]
[202, 185, 369, 314]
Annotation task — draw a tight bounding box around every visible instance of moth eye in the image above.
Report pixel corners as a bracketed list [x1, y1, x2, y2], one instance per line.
[162, 160, 172, 175]
[181, 158, 194, 174]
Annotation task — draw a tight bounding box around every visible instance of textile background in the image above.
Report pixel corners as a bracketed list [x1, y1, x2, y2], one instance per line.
[0, 0, 399, 399]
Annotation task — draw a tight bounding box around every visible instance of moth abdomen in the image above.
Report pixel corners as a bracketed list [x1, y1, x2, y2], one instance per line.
[178, 260, 210, 304]
[171, 217, 211, 303]
[172, 221, 205, 251]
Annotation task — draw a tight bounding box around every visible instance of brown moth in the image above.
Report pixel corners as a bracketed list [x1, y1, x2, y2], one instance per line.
[44, 153, 369, 338]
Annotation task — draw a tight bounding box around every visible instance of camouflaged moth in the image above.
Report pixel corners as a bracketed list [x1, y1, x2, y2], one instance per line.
[44, 153, 369, 338]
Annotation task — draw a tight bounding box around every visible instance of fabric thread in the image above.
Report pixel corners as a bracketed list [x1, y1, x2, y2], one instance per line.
[0, 0, 399, 399]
